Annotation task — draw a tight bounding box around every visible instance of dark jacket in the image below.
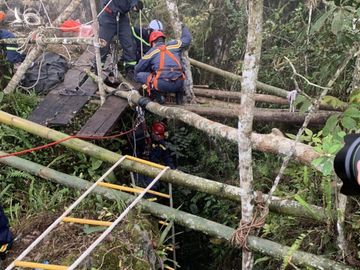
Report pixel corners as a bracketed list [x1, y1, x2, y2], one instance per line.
[0, 29, 26, 63]
[100, 0, 139, 15]
[149, 140, 175, 169]
[134, 26, 192, 81]
[0, 206, 13, 247]
[131, 26, 151, 60]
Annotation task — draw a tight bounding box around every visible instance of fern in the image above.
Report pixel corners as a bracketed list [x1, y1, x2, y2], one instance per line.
[7, 169, 35, 181]
[281, 232, 308, 270]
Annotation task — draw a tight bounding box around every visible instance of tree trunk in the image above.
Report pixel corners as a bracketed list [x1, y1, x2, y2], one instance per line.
[3, 0, 82, 94]
[164, 0, 195, 103]
[194, 88, 289, 105]
[0, 110, 330, 222]
[237, 0, 263, 268]
[351, 49, 360, 92]
[87, 71, 321, 167]
[174, 105, 338, 125]
[89, 0, 106, 105]
[0, 152, 353, 270]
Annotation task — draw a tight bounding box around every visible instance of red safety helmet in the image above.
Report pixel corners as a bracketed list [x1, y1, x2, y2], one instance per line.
[149, 31, 166, 46]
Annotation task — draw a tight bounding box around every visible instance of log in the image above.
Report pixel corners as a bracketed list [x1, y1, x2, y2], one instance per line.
[190, 58, 289, 98]
[89, 72, 321, 166]
[3, 0, 82, 94]
[0, 152, 353, 270]
[173, 105, 338, 125]
[0, 110, 329, 222]
[195, 88, 289, 105]
[0, 37, 100, 46]
[190, 60, 347, 111]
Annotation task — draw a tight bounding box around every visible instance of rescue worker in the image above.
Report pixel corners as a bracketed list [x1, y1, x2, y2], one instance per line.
[131, 19, 164, 61]
[0, 10, 25, 64]
[149, 121, 175, 171]
[0, 205, 13, 261]
[135, 121, 175, 191]
[134, 25, 192, 104]
[98, 0, 143, 79]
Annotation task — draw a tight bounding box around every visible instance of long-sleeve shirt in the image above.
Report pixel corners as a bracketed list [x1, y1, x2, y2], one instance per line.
[100, 0, 139, 15]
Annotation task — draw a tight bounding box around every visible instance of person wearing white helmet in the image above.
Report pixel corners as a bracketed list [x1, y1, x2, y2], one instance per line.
[130, 19, 164, 61]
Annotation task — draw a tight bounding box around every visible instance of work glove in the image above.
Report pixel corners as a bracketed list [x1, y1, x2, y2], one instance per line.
[133, 1, 144, 12]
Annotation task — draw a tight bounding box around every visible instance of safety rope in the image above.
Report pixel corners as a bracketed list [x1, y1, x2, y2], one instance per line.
[0, 122, 141, 159]
[139, 10, 144, 58]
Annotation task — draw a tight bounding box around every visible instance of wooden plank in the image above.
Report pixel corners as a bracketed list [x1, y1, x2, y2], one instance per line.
[28, 50, 96, 126]
[77, 96, 128, 137]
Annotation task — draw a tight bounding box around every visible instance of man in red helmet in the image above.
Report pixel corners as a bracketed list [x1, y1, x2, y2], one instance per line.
[134, 25, 192, 103]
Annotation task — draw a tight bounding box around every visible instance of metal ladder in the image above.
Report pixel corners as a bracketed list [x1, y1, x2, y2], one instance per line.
[6, 155, 171, 270]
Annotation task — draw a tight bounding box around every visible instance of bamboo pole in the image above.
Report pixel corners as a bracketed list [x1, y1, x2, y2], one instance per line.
[0, 112, 329, 222]
[89, 0, 106, 105]
[190, 58, 289, 98]
[0, 152, 353, 270]
[87, 71, 321, 166]
[174, 105, 337, 125]
[3, 0, 82, 94]
[0, 37, 101, 46]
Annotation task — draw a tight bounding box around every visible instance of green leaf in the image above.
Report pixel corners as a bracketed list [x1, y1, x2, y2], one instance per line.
[91, 158, 103, 171]
[83, 225, 107, 234]
[322, 160, 334, 176]
[0, 92, 3, 104]
[344, 106, 360, 118]
[341, 116, 357, 129]
[323, 115, 339, 136]
[312, 157, 325, 167]
[331, 9, 345, 35]
[311, 8, 335, 34]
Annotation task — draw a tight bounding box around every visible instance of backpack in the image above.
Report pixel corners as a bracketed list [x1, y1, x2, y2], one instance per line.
[21, 52, 68, 94]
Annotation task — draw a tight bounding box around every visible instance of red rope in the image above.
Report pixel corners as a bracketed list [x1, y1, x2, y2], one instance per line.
[0, 127, 137, 159]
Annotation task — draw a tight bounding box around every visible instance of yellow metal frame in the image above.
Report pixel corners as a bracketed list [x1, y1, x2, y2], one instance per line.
[14, 261, 68, 270]
[159, 220, 170, 226]
[125, 155, 166, 170]
[97, 182, 170, 199]
[62, 217, 112, 227]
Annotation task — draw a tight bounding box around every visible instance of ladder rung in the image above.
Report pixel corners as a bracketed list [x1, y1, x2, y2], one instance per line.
[97, 182, 171, 199]
[62, 217, 112, 226]
[165, 266, 175, 270]
[147, 197, 157, 202]
[125, 155, 166, 169]
[14, 261, 68, 270]
[165, 246, 174, 252]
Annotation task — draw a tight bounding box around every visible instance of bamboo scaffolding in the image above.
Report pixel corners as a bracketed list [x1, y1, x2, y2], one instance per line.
[0, 113, 329, 222]
[0, 37, 101, 46]
[87, 71, 321, 166]
[0, 152, 353, 270]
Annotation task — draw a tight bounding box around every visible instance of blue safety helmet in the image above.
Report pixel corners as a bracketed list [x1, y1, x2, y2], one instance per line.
[148, 19, 164, 32]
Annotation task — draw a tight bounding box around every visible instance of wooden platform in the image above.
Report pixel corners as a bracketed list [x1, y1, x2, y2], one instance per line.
[77, 96, 129, 136]
[28, 50, 97, 126]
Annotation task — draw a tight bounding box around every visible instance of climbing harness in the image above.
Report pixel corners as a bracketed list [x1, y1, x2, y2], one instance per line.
[146, 45, 185, 95]
[5, 156, 169, 270]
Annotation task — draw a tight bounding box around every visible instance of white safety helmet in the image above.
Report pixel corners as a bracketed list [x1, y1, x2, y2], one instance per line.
[148, 19, 164, 31]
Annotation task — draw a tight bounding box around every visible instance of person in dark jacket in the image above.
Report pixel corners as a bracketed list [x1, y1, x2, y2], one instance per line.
[134, 26, 192, 102]
[0, 29, 26, 63]
[0, 206, 13, 260]
[135, 121, 175, 191]
[131, 19, 164, 61]
[98, 0, 143, 78]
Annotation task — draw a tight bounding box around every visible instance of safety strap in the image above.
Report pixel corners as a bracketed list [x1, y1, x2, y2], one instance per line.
[146, 45, 185, 95]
